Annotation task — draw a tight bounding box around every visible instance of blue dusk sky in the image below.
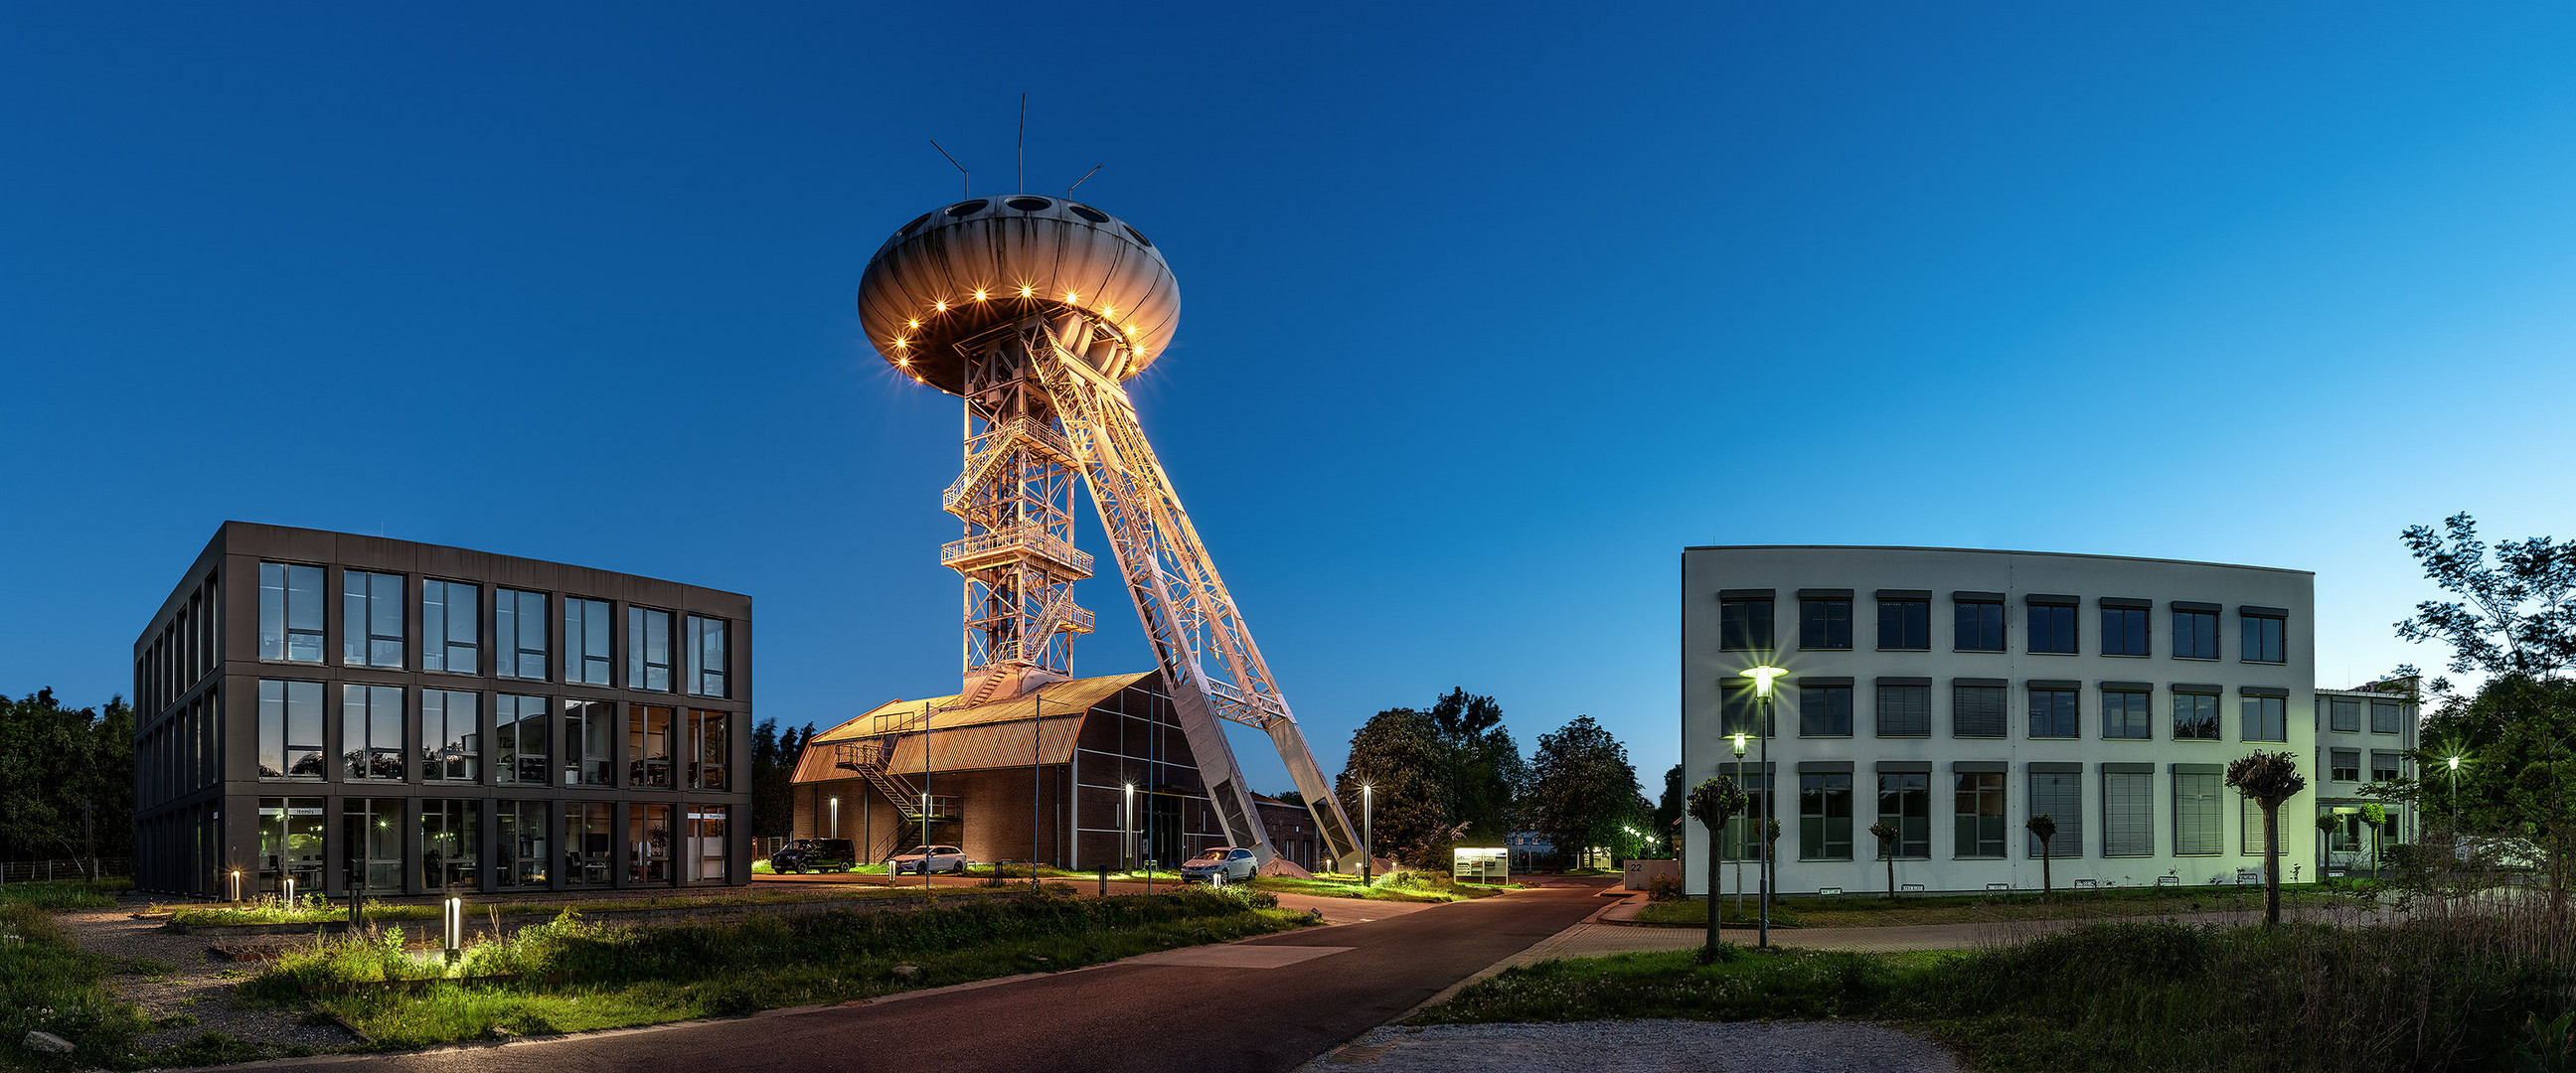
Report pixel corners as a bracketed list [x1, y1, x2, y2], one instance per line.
[7, 4, 2576, 795]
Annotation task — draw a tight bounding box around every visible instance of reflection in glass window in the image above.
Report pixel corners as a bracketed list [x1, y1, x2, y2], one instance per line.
[1799, 774, 1852, 860]
[630, 607, 674, 691]
[497, 589, 549, 680]
[256, 680, 324, 778]
[562, 699, 612, 786]
[2242, 694, 2288, 741]
[687, 615, 728, 697]
[1878, 598, 1930, 650]
[258, 563, 325, 663]
[688, 709, 728, 790]
[342, 685, 404, 780]
[1877, 773, 1930, 858]
[2102, 690, 2153, 739]
[2101, 606, 2149, 656]
[2029, 689, 2080, 738]
[499, 801, 550, 887]
[565, 597, 612, 685]
[343, 570, 406, 668]
[2174, 693, 2221, 740]
[1954, 773, 2005, 858]
[344, 798, 404, 891]
[2027, 604, 2077, 654]
[420, 689, 478, 781]
[495, 694, 549, 784]
[422, 580, 480, 674]
[421, 800, 479, 889]
[257, 798, 325, 893]
[2241, 613, 2286, 663]
[1955, 601, 2005, 652]
[1799, 599, 1851, 651]
[2174, 609, 2218, 660]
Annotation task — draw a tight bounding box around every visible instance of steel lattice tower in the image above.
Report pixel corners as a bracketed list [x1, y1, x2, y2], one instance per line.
[857, 193, 1362, 869]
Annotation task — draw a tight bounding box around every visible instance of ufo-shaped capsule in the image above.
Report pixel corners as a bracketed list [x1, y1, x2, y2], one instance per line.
[857, 194, 1180, 396]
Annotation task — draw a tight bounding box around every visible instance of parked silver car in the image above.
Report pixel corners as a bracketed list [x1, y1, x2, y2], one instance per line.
[1181, 846, 1258, 885]
[889, 844, 970, 875]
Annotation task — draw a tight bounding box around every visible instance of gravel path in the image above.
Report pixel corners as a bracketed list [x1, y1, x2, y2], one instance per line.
[1300, 1020, 1964, 1073]
[52, 895, 357, 1054]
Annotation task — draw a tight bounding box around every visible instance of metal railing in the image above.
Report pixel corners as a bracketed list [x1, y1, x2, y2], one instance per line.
[940, 527, 1094, 574]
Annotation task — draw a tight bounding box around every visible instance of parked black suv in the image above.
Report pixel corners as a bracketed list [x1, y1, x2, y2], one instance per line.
[770, 839, 858, 874]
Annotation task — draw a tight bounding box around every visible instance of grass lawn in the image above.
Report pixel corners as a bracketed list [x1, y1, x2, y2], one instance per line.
[2, 881, 273, 1072]
[1634, 883, 2351, 929]
[1247, 871, 1509, 903]
[244, 887, 1309, 1049]
[1412, 916, 2572, 1073]
[167, 885, 966, 928]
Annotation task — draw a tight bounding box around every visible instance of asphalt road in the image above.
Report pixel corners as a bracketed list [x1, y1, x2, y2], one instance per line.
[316, 878, 1613, 1073]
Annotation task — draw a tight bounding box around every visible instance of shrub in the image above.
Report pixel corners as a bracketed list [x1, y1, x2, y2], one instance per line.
[1646, 872, 1686, 902]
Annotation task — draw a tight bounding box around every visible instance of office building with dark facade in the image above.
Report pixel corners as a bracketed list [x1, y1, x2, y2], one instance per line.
[132, 522, 752, 897]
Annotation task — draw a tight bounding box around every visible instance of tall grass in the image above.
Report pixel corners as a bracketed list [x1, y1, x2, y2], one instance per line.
[0, 879, 127, 912]
[1419, 893, 2576, 1072]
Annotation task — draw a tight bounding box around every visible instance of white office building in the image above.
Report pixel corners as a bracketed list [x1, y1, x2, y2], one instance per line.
[1681, 545, 2322, 895]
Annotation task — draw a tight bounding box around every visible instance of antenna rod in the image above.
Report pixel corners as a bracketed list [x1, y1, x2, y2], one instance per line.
[1067, 164, 1102, 194]
[1017, 93, 1027, 193]
[931, 139, 967, 198]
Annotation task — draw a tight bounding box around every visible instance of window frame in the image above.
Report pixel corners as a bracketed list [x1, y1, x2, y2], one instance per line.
[2173, 690, 2222, 741]
[2026, 600, 2079, 655]
[686, 615, 729, 698]
[255, 679, 325, 779]
[341, 684, 406, 781]
[629, 606, 675, 692]
[2329, 697, 2362, 733]
[564, 596, 613, 686]
[420, 688, 480, 782]
[497, 588, 550, 682]
[2101, 689, 2153, 740]
[1877, 772, 1931, 859]
[2101, 769, 2154, 857]
[1874, 681, 1931, 738]
[1798, 597, 1852, 651]
[2240, 610, 2287, 664]
[2028, 687, 2081, 739]
[1798, 771, 1853, 860]
[2174, 769, 2222, 855]
[1954, 771, 2007, 858]
[1718, 596, 1775, 653]
[2172, 606, 2220, 661]
[1797, 684, 1853, 737]
[258, 562, 327, 663]
[1877, 596, 1931, 651]
[341, 569, 407, 669]
[1954, 597, 2006, 653]
[2370, 700, 2404, 735]
[2241, 692, 2289, 742]
[2331, 748, 2360, 783]
[421, 578, 482, 676]
[2027, 769, 2083, 858]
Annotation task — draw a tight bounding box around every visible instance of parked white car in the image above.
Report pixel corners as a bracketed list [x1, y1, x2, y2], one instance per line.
[1180, 846, 1258, 885]
[888, 844, 970, 875]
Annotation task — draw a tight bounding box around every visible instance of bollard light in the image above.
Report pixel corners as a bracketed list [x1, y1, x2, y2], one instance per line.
[227, 868, 242, 903]
[279, 875, 296, 907]
[442, 887, 463, 965]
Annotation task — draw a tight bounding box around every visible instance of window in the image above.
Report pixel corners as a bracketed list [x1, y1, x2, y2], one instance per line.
[421, 800, 478, 888]
[1955, 772, 2006, 857]
[1719, 683, 1771, 737]
[2371, 751, 2401, 783]
[422, 579, 480, 674]
[2174, 691, 2221, 740]
[690, 806, 730, 881]
[2331, 749, 2359, 782]
[2174, 770, 2222, 855]
[344, 798, 404, 891]
[2028, 770, 2082, 857]
[1719, 596, 1774, 652]
[2241, 611, 2286, 663]
[1877, 773, 1930, 858]
[629, 607, 674, 691]
[498, 801, 550, 887]
[564, 597, 612, 685]
[256, 680, 324, 779]
[1799, 598, 1852, 651]
[2101, 603, 2150, 657]
[2029, 688, 2080, 738]
[2027, 601, 2078, 654]
[258, 563, 325, 662]
[341, 684, 404, 780]
[688, 708, 729, 790]
[495, 694, 548, 784]
[2103, 770, 2153, 857]
[2173, 607, 2219, 660]
[1875, 683, 1931, 737]
[2102, 690, 2153, 740]
[256, 798, 324, 893]
[1954, 683, 2008, 738]
[1798, 685, 1852, 736]
[2242, 693, 2288, 742]
[420, 689, 479, 781]
[687, 615, 728, 697]
[342, 570, 406, 668]
[1799, 773, 1852, 859]
[1718, 773, 1773, 861]
[564, 802, 612, 886]
[1878, 597, 1930, 650]
[2371, 700, 2404, 735]
[1955, 598, 2005, 652]
[630, 704, 675, 788]
[2330, 697, 2362, 733]
[562, 699, 612, 786]
[497, 589, 548, 680]
[629, 804, 673, 883]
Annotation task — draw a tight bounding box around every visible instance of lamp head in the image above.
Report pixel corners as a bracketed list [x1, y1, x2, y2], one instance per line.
[1741, 665, 1789, 700]
[2449, 756, 2462, 770]
[1729, 731, 1749, 756]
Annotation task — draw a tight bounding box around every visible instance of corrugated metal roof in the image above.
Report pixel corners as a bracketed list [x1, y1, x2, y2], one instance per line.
[792, 672, 1157, 784]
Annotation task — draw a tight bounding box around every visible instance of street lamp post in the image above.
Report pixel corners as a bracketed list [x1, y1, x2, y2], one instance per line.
[2448, 755, 2462, 830]
[1741, 666, 1787, 952]
[1361, 784, 1374, 886]
[1729, 732, 1749, 919]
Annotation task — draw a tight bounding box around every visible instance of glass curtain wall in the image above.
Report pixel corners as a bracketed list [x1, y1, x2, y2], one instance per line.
[421, 800, 480, 889]
[256, 798, 324, 894]
[630, 705, 674, 788]
[564, 700, 613, 786]
[498, 801, 551, 887]
[689, 806, 729, 881]
[688, 709, 727, 790]
[629, 804, 672, 883]
[564, 803, 612, 886]
[343, 798, 404, 892]
[420, 689, 479, 781]
[496, 694, 548, 784]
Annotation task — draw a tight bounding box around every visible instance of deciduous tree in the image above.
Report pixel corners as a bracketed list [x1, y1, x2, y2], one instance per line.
[1525, 714, 1645, 870]
[2228, 750, 2308, 926]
